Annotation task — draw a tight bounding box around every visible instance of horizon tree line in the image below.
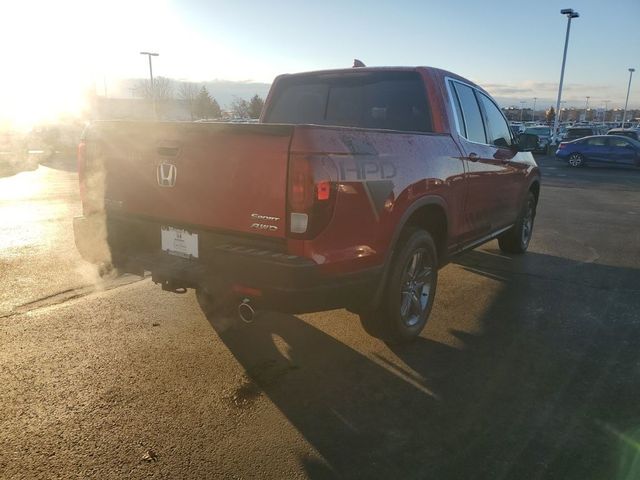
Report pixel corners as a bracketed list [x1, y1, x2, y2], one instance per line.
[134, 77, 265, 120]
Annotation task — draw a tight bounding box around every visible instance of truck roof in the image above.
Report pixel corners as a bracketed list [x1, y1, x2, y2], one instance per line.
[273, 66, 488, 96]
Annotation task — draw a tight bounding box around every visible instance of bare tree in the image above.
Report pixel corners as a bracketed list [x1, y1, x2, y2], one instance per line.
[134, 76, 174, 119]
[230, 96, 250, 119]
[178, 82, 199, 120]
[134, 76, 174, 101]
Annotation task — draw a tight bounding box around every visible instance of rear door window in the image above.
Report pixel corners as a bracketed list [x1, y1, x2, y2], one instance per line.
[453, 82, 487, 144]
[265, 71, 432, 133]
[586, 137, 607, 146]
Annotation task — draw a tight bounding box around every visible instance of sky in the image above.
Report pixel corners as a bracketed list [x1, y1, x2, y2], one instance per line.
[1, 0, 639, 127]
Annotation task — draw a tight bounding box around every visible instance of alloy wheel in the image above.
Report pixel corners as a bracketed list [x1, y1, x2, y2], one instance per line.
[568, 153, 583, 167]
[521, 200, 534, 247]
[400, 249, 433, 327]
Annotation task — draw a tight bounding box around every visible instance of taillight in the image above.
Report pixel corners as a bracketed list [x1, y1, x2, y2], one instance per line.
[316, 181, 331, 201]
[289, 155, 314, 212]
[558, 143, 567, 149]
[287, 155, 336, 238]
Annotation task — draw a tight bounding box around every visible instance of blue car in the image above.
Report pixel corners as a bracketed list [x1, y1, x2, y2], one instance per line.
[555, 135, 640, 168]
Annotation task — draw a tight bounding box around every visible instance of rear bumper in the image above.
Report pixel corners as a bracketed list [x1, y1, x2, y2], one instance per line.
[73, 214, 380, 314]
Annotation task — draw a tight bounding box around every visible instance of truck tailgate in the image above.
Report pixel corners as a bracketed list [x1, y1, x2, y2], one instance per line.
[91, 122, 293, 239]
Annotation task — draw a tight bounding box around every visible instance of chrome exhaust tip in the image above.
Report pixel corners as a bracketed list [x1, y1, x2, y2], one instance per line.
[238, 299, 256, 323]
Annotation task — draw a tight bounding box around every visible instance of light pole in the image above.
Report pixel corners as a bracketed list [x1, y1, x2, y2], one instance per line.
[558, 101, 567, 123]
[532, 97, 537, 122]
[552, 8, 579, 143]
[140, 51, 159, 119]
[520, 101, 526, 122]
[621, 68, 635, 128]
[584, 96, 590, 122]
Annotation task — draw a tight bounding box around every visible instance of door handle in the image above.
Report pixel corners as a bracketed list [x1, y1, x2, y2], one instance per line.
[467, 152, 479, 161]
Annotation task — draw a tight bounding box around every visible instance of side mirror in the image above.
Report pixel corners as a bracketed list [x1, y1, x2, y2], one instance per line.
[517, 133, 539, 152]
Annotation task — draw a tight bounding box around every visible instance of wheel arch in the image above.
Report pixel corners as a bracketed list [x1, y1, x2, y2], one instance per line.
[371, 196, 449, 310]
[528, 179, 540, 204]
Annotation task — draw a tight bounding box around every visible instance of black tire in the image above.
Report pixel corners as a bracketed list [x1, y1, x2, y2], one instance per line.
[498, 192, 536, 254]
[567, 152, 584, 167]
[359, 229, 438, 344]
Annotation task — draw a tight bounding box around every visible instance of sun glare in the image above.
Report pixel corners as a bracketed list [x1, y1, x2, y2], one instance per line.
[0, 0, 174, 131]
[0, 0, 290, 132]
[0, 2, 90, 129]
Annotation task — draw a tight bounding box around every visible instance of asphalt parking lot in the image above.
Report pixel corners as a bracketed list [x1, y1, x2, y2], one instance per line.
[1, 155, 639, 479]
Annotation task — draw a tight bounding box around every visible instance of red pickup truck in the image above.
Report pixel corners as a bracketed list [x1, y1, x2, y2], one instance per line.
[74, 66, 540, 343]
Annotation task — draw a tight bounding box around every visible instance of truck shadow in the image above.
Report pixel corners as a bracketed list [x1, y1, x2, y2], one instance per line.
[204, 250, 640, 479]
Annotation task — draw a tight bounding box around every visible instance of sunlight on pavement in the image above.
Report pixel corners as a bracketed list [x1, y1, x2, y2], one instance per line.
[0, 166, 79, 252]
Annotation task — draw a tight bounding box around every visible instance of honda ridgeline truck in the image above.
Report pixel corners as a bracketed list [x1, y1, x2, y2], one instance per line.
[74, 66, 540, 343]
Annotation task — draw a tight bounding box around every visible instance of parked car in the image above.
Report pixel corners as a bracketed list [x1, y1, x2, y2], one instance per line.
[555, 135, 640, 167]
[73, 66, 540, 343]
[510, 123, 524, 135]
[523, 125, 552, 153]
[606, 128, 640, 142]
[564, 126, 604, 142]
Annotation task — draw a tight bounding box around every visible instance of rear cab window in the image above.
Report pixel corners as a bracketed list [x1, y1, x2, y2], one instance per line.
[264, 71, 433, 133]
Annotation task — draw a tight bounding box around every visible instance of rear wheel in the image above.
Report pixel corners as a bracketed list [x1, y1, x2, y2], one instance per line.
[498, 192, 536, 254]
[568, 152, 584, 167]
[360, 229, 438, 344]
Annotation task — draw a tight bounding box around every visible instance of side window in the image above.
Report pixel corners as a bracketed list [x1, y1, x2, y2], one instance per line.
[477, 92, 512, 147]
[587, 137, 607, 146]
[609, 137, 630, 147]
[453, 82, 486, 144]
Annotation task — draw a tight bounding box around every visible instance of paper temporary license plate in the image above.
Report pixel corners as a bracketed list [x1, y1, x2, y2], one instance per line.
[161, 226, 198, 258]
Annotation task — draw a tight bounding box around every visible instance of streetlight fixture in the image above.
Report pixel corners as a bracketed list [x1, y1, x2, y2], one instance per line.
[532, 97, 537, 122]
[140, 51, 159, 119]
[621, 68, 635, 128]
[552, 8, 579, 143]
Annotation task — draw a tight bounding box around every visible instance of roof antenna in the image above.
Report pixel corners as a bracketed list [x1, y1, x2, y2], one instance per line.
[353, 59, 366, 68]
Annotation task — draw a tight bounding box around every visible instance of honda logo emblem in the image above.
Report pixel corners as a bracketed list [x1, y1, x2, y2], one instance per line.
[157, 163, 177, 187]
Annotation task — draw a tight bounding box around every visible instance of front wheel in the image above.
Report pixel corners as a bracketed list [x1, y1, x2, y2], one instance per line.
[498, 192, 536, 254]
[360, 229, 438, 344]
